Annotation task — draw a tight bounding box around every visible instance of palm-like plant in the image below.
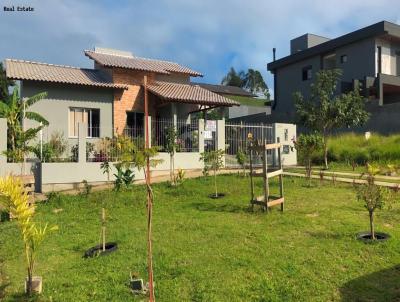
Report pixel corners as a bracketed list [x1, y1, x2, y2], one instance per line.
[0, 176, 57, 295]
[0, 87, 49, 162]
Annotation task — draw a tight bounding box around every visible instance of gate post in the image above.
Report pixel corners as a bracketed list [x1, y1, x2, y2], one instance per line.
[78, 122, 87, 163]
[272, 123, 297, 166]
[144, 115, 152, 148]
[198, 119, 205, 153]
[217, 119, 225, 166]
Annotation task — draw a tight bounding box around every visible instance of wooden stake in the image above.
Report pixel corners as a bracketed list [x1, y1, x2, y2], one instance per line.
[102, 208, 106, 252]
[144, 75, 155, 302]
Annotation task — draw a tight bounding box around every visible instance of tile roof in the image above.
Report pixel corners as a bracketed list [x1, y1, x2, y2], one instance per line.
[5, 59, 128, 89]
[85, 50, 203, 77]
[193, 83, 256, 97]
[147, 81, 240, 106]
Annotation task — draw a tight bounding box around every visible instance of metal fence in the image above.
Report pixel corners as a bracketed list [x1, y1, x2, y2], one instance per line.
[225, 122, 274, 167]
[32, 128, 78, 162]
[87, 126, 144, 162]
[152, 118, 199, 152]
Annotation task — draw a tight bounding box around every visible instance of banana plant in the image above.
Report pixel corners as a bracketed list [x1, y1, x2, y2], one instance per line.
[0, 176, 57, 295]
[0, 87, 49, 162]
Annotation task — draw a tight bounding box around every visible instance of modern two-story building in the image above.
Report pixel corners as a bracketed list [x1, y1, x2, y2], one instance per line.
[267, 21, 400, 133]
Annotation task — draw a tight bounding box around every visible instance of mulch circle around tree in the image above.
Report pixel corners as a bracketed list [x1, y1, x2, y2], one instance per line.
[357, 232, 390, 243]
[84, 242, 118, 258]
[208, 193, 226, 199]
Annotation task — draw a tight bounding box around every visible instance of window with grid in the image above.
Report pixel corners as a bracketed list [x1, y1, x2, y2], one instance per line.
[69, 108, 100, 138]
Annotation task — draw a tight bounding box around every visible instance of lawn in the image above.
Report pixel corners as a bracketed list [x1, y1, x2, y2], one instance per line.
[0, 175, 399, 301]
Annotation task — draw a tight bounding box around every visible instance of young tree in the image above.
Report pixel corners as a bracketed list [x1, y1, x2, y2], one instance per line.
[236, 149, 247, 176]
[356, 164, 395, 240]
[200, 149, 225, 198]
[0, 176, 57, 295]
[293, 133, 323, 186]
[0, 87, 49, 162]
[165, 126, 178, 185]
[293, 69, 369, 169]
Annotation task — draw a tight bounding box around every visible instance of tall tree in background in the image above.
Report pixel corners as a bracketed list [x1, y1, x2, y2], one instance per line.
[0, 63, 14, 101]
[221, 67, 244, 87]
[293, 69, 369, 169]
[242, 69, 270, 99]
[221, 67, 270, 99]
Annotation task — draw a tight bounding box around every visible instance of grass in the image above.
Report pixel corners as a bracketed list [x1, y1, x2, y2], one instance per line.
[225, 95, 270, 107]
[0, 175, 399, 301]
[323, 132, 400, 165]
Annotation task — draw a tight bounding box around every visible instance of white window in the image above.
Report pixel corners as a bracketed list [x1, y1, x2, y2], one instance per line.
[69, 108, 100, 138]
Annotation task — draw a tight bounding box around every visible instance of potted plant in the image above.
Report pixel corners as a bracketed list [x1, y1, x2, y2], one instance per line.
[0, 176, 57, 295]
[355, 164, 396, 242]
[84, 207, 118, 258]
[200, 149, 225, 198]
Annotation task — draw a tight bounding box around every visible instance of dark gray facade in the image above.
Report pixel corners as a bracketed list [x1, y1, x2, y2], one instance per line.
[267, 21, 400, 134]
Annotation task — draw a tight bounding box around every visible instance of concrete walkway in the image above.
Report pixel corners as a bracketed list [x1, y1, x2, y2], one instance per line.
[36, 166, 400, 201]
[284, 171, 400, 188]
[288, 166, 400, 181]
[35, 168, 243, 198]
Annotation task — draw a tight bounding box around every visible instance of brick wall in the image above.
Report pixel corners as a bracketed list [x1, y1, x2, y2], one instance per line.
[112, 68, 156, 133]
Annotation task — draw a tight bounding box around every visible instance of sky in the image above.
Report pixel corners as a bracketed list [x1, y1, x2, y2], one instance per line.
[1, 0, 400, 97]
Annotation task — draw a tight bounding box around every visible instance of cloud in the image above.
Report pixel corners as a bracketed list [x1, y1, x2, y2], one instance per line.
[1, 0, 400, 95]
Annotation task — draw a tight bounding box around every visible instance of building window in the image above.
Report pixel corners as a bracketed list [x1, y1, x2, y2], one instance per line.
[377, 46, 382, 75]
[302, 66, 312, 81]
[69, 108, 100, 138]
[340, 55, 348, 63]
[126, 111, 144, 129]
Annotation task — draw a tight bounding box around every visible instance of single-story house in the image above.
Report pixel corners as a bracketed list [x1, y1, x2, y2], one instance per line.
[5, 47, 239, 140]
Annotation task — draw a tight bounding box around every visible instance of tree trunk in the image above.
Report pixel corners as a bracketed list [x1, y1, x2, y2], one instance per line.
[323, 140, 328, 170]
[27, 267, 32, 295]
[172, 153, 175, 185]
[214, 168, 218, 197]
[102, 208, 106, 251]
[369, 211, 375, 240]
[170, 153, 173, 184]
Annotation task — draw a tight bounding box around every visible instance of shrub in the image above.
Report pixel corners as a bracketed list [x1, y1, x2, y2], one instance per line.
[200, 149, 225, 197]
[32, 131, 68, 162]
[293, 133, 323, 185]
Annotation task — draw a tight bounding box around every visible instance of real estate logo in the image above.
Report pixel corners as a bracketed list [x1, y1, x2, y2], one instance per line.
[3, 5, 34, 12]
